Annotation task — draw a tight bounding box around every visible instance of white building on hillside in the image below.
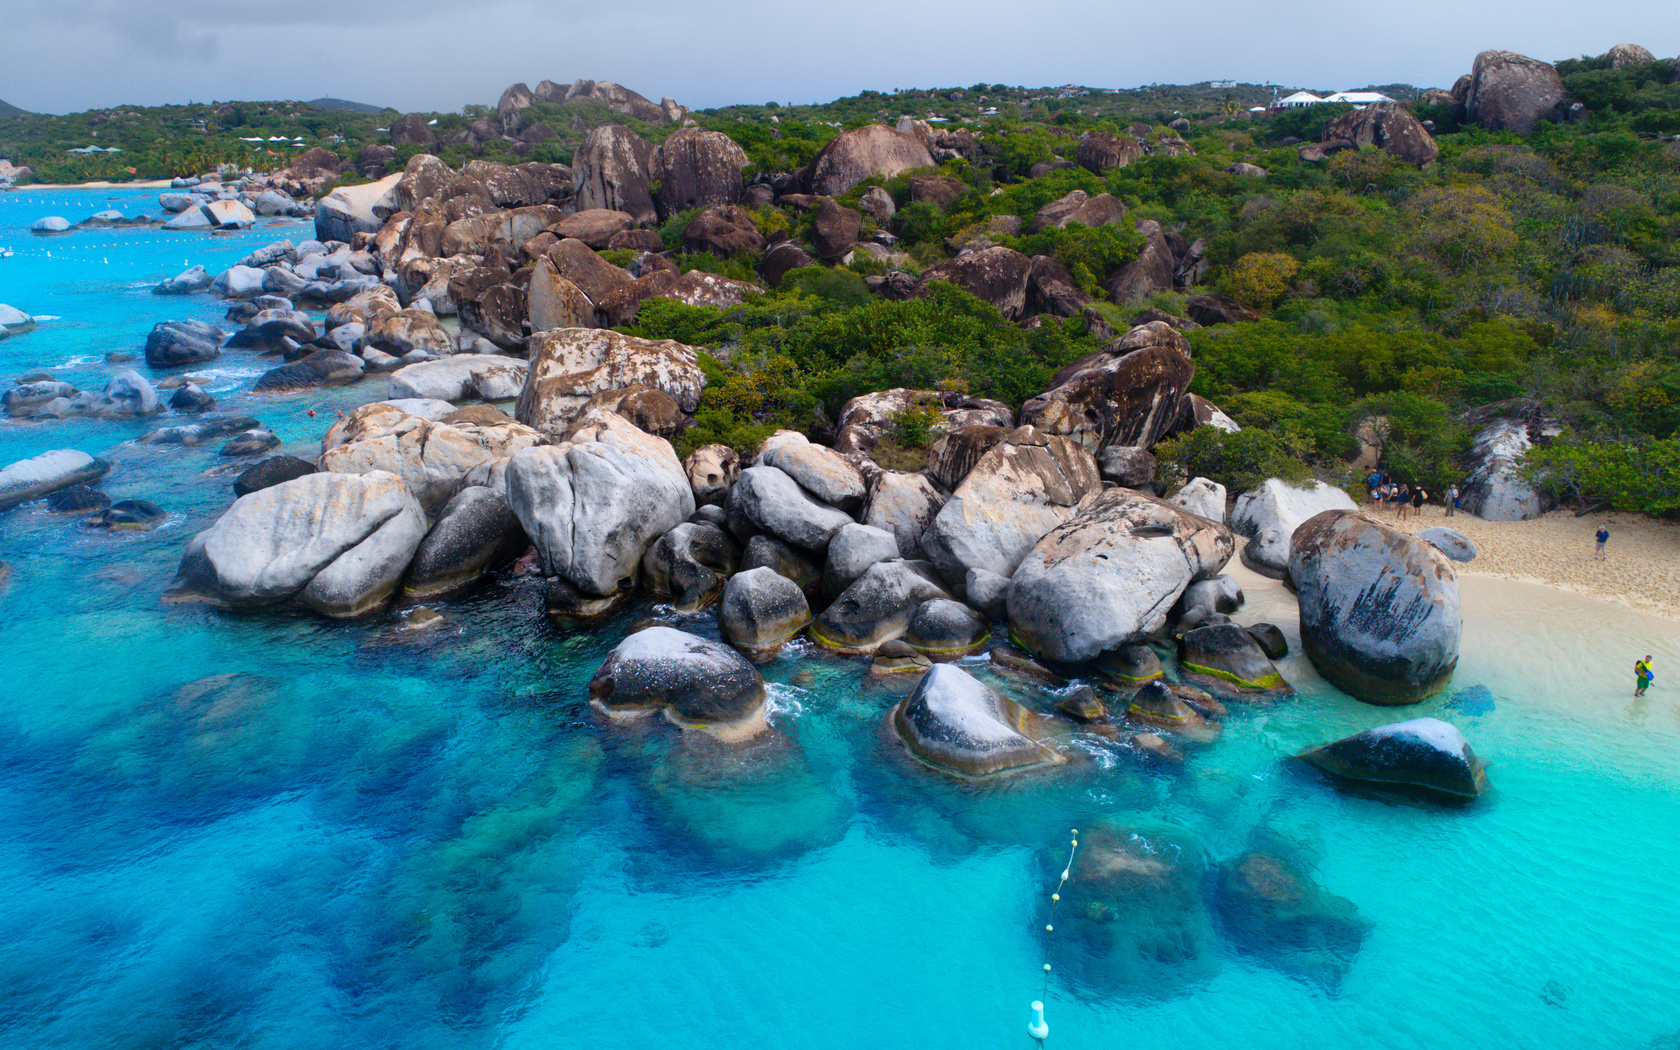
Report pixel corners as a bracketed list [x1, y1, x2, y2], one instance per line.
[1277, 91, 1324, 109]
[1276, 90, 1395, 110]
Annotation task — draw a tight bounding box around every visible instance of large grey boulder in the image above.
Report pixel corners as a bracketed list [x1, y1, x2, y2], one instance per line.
[725, 465, 854, 554]
[573, 124, 657, 225]
[1289, 510, 1461, 705]
[1416, 527, 1477, 563]
[889, 663, 1062, 777]
[588, 626, 767, 740]
[920, 426, 1101, 583]
[739, 534, 819, 592]
[404, 486, 524, 598]
[641, 521, 737, 611]
[144, 319, 223, 368]
[1231, 479, 1357, 577]
[823, 522, 901, 598]
[810, 558, 951, 652]
[719, 566, 812, 652]
[505, 409, 695, 609]
[761, 437, 866, 512]
[168, 470, 426, 617]
[863, 471, 947, 559]
[1460, 419, 1544, 521]
[805, 124, 935, 196]
[1008, 488, 1235, 663]
[389, 357, 529, 402]
[1322, 101, 1439, 166]
[651, 127, 749, 218]
[251, 350, 365, 393]
[83, 370, 160, 419]
[153, 266, 214, 295]
[314, 172, 401, 243]
[0, 449, 111, 510]
[904, 598, 991, 659]
[1299, 717, 1488, 799]
[1169, 477, 1227, 522]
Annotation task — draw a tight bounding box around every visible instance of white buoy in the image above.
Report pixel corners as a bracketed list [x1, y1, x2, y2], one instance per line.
[1028, 1001, 1049, 1041]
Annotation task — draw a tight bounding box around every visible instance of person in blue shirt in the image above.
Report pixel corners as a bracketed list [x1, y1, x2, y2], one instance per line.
[1595, 525, 1610, 561]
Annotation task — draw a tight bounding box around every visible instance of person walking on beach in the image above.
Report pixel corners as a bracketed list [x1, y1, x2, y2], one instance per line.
[1396, 483, 1411, 521]
[1445, 484, 1459, 517]
[1635, 655, 1654, 697]
[1412, 487, 1426, 518]
[1595, 524, 1610, 560]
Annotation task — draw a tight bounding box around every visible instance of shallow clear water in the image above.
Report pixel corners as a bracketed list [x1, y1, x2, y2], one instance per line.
[3, 187, 1680, 1050]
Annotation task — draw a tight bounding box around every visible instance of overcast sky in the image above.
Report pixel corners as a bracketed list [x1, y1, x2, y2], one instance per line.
[2, 0, 1674, 115]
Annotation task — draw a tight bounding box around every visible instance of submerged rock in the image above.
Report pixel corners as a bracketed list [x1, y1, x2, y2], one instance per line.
[1298, 717, 1488, 799]
[1215, 850, 1369, 988]
[45, 485, 110, 515]
[588, 626, 767, 740]
[1289, 510, 1461, 705]
[889, 663, 1062, 777]
[85, 498, 166, 530]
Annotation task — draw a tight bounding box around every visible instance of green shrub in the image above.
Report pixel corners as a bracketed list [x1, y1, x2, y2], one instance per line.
[1152, 426, 1315, 493]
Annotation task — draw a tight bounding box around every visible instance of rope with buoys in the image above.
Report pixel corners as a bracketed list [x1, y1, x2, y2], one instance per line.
[1028, 828, 1078, 1044]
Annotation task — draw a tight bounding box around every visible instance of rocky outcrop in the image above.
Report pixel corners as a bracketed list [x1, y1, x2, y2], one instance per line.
[760, 436, 866, 512]
[1322, 101, 1439, 167]
[889, 663, 1061, 777]
[1178, 623, 1289, 700]
[823, 522, 902, 598]
[1007, 488, 1234, 662]
[145, 319, 223, 368]
[1027, 255, 1091, 318]
[505, 410, 695, 613]
[314, 172, 401, 243]
[1605, 44, 1656, 69]
[589, 626, 767, 740]
[810, 559, 951, 652]
[573, 125, 657, 224]
[318, 401, 545, 505]
[404, 486, 524, 597]
[913, 247, 1033, 321]
[0, 449, 111, 510]
[389, 357, 528, 402]
[1464, 50, 1571, 134]
[517, 328, 705, 435]
[1289, 510, 1461, 705]
[1231, 479, 1357, 577]
[1299, 717, 1487, 799]
[651, 127, 749, 218]
[682, 205, 766, 257]
[1019, 322, 1194, 452]
[641, 521, 737, 611]
[832, 388, 1013, 455]
[920, 426, 1101, 583]
[1185, 294, 1260, 327]
[168, 470, 426, 617]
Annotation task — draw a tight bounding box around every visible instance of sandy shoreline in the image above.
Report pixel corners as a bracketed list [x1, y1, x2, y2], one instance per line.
[1368, 504, 1680, 623]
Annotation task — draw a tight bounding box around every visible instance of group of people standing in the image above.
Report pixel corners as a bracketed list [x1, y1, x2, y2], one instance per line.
[1366, 471, 1460, 521]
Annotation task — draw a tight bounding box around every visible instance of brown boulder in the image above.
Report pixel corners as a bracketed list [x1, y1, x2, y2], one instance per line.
[439, 205, 564, 258]
[1019, 322, 1195, 451]
[1185, 294, 1260, 326]
[1465, 50, 1570, 133]
[289, 147, 341, 178]
[581, 384, 687, 438]
[454, 271, 531, 351]
[550, 209, 633, 249]
[662, 270, 760, 311]
[458, 159, 560, 208]
[684, 444, 741, 506]
[908, 176, 968, 209]
[528, 256, 596, 332]
[607, 229, 665, 253]
[518, 328, 706, 434]
[1029, 190, 1127, 232]
[595, 269, 679, 327]
[389, 113, 435, 146]
[1605, 44, 1656, 69]
[573, 124, 657, 224]
[1105, 220, 1176, 305]
[812, 197, 862, 259]
[682, 205, 765, 257]
[913, 246, 1033, 320]
[651, 127, 749, 218]
[1322, 102, 1439, 167]
[762, 242, 815, 287]
[805, 125, 935, 196]
[1076, 132, 1144, 174]
[545, 238, 634, 309]
[1028, 255, 1091, 318]
[925, 425, 1013, 491]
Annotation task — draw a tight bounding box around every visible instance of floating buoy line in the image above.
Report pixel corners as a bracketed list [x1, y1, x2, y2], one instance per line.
[1029, 828, 1078, 1044]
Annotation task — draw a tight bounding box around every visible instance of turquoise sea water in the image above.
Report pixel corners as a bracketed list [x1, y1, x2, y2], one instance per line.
[3, 186, 1680, 1050]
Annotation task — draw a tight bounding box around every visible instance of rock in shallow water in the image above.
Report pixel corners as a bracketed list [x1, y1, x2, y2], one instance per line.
[1215, 849, 1369, 989]
[718, 566, 811, 653]
[0, 449, 111, 511]
[588, 625, 767, 740]
[168, 469, 427, 617]
[404, 485, 524, 599]
[1298, 716, 1488, 799]
[1289, 509, 1461, 705]
[890, 663, 1063, 778]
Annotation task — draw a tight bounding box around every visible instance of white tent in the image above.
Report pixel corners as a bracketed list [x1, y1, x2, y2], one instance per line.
[1277, 91, 1323, 109]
